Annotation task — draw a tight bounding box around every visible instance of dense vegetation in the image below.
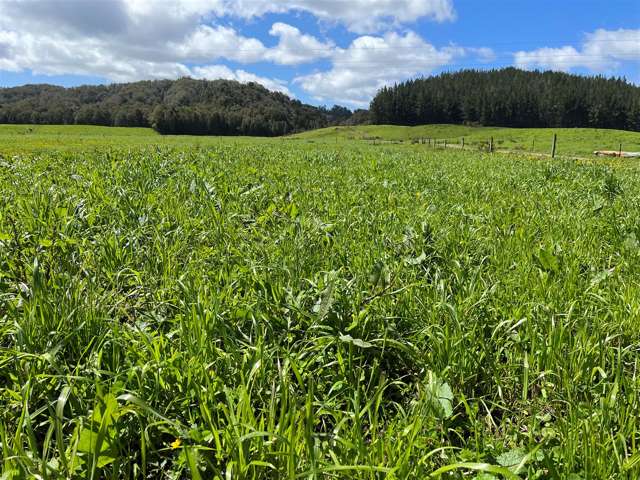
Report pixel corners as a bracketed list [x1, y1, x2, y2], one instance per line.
[1, 130, 640, 478]
[370, 68, 640, 131]
[0, 78, 356, 136]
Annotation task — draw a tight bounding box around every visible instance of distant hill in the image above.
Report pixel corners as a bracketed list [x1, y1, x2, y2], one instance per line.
[370, 68, 640, 132]
[0, 78, 358, 136]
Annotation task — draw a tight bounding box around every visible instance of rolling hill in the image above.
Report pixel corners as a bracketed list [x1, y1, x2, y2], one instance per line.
[291, 124, 640, 157]
[0, 78, 353, 136]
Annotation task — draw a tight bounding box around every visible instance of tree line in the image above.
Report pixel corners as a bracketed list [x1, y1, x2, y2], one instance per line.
[4, 68, 638, 135]
[0, 78, 365, 136]
[370, 68, 640, 131]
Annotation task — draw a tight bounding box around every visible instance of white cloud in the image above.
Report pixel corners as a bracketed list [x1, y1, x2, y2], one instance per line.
[191, 65, 292, 95]
[220, 0, 455, 33]
[0, 29, 192, 82]
[0, 0, 482, 106]
[295, 31, 464, 107]
[515, 28, 640, 72]
[265, 23, 334, 65]
[0, 31, 20, 71]
[467, 47, 496, 63]
[0, 2, 318, 92]
[0, 0, 130, 36]
[171, 25, 268, 64]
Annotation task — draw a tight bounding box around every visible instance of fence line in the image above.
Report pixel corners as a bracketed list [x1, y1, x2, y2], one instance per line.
[370, 134, 636, 159]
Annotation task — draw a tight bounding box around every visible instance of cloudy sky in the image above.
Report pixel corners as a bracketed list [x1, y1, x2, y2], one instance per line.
[0, 0, 638, 107]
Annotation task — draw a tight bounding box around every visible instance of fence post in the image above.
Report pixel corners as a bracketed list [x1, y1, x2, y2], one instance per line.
[461, 137, 465, 149]
[551, 134, 557, 158]
[489, 137, 494, 153]
[531, 139, 535, 152]
[444, 139, 447, 149]
[619, 143, 623, 157]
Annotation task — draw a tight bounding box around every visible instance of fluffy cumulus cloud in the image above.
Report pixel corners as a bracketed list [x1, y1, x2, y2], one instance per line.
[0, 0, 340, 91]
[515, 28, 640, 72]
[0, 0, 455, 75]
[170, 25, 268, 64]
[265, 23, 334, 65]
[0, 0, 485, 105]
[295, 32, 477, 107]
[220, 0, 456, 33]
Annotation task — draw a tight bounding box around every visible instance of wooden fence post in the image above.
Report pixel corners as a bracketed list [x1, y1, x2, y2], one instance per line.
[619, 143, 623, 157]
[551, 134, 557, 158]
[461, 137, 465, 149]
[489, 137, 494, 153]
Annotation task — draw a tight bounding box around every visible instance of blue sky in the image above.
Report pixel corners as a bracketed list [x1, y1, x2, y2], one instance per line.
[0, 0, 638, 108]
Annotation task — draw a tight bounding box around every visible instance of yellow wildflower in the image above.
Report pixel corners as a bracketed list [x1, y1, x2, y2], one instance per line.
[171, 438, 182, 450]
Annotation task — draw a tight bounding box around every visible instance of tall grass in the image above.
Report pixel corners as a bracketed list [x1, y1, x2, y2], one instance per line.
[1, 143, 639, 478]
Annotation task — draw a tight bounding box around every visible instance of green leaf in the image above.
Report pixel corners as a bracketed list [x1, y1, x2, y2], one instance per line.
[77, 428, 115, 459]
[313, 274, 336, 321]
[437, 382, 454, 418]
[289, 202, 299, 219]
[339, 334, 373, 349]
[496, 447, 543, 474]
[425, 371, 454, 419]
[624, 452, 640, 471]
[429, 462, 520, 479]
[536, 248, 559, 273]
[185, 447, 203, 480]
[475, 474, 499, 480]
[405, 251, 427, 265]
[97, 455, 116, 468]
[590, 268, 614, 287]
[593, 198, 605, 213]
[496, 448, 527, 469]
[77, 428, 100, 453]
[369, 260, 391, 289]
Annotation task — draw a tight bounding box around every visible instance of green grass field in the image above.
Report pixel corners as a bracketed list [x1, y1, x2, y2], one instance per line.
[1, 125, 640, 479]
[3, 124, 640, 158]
[0, 124, 267, 154]
[292, 124, 640, 157]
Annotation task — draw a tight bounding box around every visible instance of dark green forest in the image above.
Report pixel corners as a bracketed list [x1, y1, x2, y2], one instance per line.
[0, 78, 357, 136]
[2, 69, 639, 135]
[370, 68, 640, 131]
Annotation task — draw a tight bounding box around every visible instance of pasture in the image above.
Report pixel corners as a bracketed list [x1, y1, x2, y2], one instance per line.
[292, 124, 640, 157]
[1, 125, 640, 478]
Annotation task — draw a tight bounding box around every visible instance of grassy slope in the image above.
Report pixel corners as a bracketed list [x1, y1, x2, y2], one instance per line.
[291, 124, 640, 157]
[0, 124, 274, 154]
[1, 130, 640, 478]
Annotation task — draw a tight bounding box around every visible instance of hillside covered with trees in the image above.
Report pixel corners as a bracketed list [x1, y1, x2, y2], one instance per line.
[370, 68, 640, 131]
[0, 78, 356, 136]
